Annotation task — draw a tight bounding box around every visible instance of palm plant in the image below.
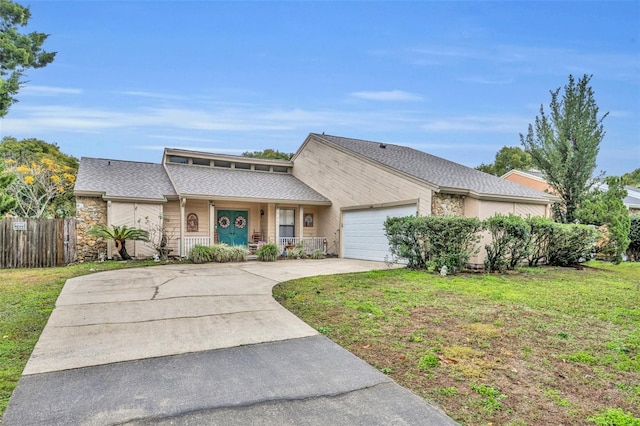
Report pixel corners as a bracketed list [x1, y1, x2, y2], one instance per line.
[87, 224, 149, 260]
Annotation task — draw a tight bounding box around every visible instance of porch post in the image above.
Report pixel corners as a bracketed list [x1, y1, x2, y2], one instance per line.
[297, 205, 304, 239]
[179, 197, 186, 257]
[106, 200, 112, 259]
[275, 204, 280, 250]
[209, 201, 215, 245]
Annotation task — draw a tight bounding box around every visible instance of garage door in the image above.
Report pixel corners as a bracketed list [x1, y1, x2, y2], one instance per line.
[342, 204, 416, 262]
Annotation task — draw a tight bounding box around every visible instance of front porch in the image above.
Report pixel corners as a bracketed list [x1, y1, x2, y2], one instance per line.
[167, 198, 329, 257]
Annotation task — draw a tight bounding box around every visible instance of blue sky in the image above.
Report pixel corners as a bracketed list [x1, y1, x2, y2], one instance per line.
[1, 1, 638, 175]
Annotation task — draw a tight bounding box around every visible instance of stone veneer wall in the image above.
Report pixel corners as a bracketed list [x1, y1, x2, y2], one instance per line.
[630, 208, 640, 216]
[76, 196, 107, 261]
[431, 193, 465, 216]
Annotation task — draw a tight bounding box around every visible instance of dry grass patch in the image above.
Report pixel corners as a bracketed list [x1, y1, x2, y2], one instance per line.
[274, 262, 640, 425]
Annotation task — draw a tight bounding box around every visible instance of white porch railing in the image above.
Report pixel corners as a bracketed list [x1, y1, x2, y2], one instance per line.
[182, 237, 211, 257]
[278, 237, 326, 255]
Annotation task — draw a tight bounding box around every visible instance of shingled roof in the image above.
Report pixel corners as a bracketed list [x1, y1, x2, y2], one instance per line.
[164, 163, 330, 204]
[313, 134, 551, 200]
[74, 157, 176, 201]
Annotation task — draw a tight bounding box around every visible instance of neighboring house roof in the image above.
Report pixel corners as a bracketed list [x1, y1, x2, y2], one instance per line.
[505, 169, 640, 210]
[74, 157, 177, 201]
[312, 134, 551, 201]
[164, 163, 330, 204]
[625, 186, 640, 209]
[501, 169, 547, 182]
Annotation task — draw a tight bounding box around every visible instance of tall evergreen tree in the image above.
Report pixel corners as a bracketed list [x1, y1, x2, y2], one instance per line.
[0, 0, 56, 117]
[521, 74, 607, 223]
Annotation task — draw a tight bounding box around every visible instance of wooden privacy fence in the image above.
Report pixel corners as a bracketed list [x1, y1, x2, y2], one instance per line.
[0, 217, 76, 268]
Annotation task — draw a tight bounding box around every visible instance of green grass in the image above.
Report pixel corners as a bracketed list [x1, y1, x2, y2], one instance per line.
[0, 259, 167, 418]
[274, 261, 640, 425]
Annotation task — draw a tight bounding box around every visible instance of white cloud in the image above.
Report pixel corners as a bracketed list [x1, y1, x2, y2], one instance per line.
[20, 85, 82, 96]
[420, 114, 530, 133]
[117, 90, 188, 101]
[350, 90, 423, 102]
[134, 144, 250, 155]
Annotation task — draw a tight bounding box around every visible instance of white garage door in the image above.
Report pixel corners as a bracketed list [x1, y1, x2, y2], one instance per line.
[342, 204, 416, 262]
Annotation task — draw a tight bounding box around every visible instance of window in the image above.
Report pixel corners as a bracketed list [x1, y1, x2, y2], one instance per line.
[168, 156, 188, 164]
[234, 162, 251, 170]
[272, 166, 289, 173]
[254, 164, 270, 171]
[213, 160, 231, 168]
[192, 158, 210, 166]
[279, 209, 295, 238]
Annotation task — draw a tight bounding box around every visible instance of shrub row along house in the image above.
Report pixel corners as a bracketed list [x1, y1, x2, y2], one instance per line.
[74, 133, 552, 265]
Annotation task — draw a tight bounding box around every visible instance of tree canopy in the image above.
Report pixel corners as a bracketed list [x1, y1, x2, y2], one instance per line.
[576, 176, 630, 264]
[476, 146, 533, 176]
[521, 74, 607, 223]
[622, 168, 640, 188]
[0, 136, 78, 168]
[242, 149, 294, 161]
[0, 0, 56, 117]
[0, 159, 17, 215]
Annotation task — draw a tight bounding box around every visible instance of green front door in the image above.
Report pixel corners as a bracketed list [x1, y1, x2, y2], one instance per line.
[216, 210, 248, 246]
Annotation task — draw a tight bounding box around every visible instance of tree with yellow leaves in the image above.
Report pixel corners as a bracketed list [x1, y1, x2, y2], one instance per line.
[4, 157, 76, 218]
[1, 137, 78, 218]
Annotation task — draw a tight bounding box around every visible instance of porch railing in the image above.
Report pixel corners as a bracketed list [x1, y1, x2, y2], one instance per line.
[182, 237, 211, 257]
[278, 237, 326, 255]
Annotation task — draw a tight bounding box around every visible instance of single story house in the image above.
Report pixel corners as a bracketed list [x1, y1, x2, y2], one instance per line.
[74, 133, 552, 264]
[503, 169, 640, 215]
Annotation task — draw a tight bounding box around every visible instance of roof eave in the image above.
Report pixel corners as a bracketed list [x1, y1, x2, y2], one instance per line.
[178, 193, 331, 206]
[438, 186, 553, 204]
[73, 190, 104, 198]
[103, 195, 169, 203]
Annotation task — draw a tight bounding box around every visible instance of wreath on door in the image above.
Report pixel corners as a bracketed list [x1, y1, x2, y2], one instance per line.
[218, 216, 231, 228]
[234, 215, 247, 229]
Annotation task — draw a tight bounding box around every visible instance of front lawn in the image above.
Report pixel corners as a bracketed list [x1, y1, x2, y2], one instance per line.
[0, 260, 166, 418]
[273, 262, 640, 425]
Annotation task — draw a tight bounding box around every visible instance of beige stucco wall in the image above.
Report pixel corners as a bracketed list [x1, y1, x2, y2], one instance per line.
[163, 200, 181, 255]
[75, 196, 108, 262]
[293, 137, 432, 256]
[468, 199, 549, 267]
[108, 201, 162, 258]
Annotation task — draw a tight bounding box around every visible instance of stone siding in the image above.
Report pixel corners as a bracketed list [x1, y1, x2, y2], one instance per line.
[76, 196, 107, 261]
[629, 208, 640, 216]
[432, 193, 465, 216]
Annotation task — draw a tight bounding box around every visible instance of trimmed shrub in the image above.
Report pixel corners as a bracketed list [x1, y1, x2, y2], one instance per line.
[526, 216, 558, 266]
[627, 215, 640, 262]
[256, 243, 279, 262]
[209, 244, 231, 262]
[385, 215, 483, 273]
[228, 246, 249, 262]
[547, 224, 600, 266]
[189, 244, 212, 264]
[310, 248, 326, 259]
[484, 214, 531, 272]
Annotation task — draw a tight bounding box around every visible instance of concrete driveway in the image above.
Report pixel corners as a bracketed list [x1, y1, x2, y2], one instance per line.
[3, 259, 456, 425]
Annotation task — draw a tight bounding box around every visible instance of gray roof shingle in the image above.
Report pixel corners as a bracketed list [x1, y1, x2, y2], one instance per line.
[165, 164, 330, 203]
[315, 134, 551, 200]
[74, 157, 176, 200]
